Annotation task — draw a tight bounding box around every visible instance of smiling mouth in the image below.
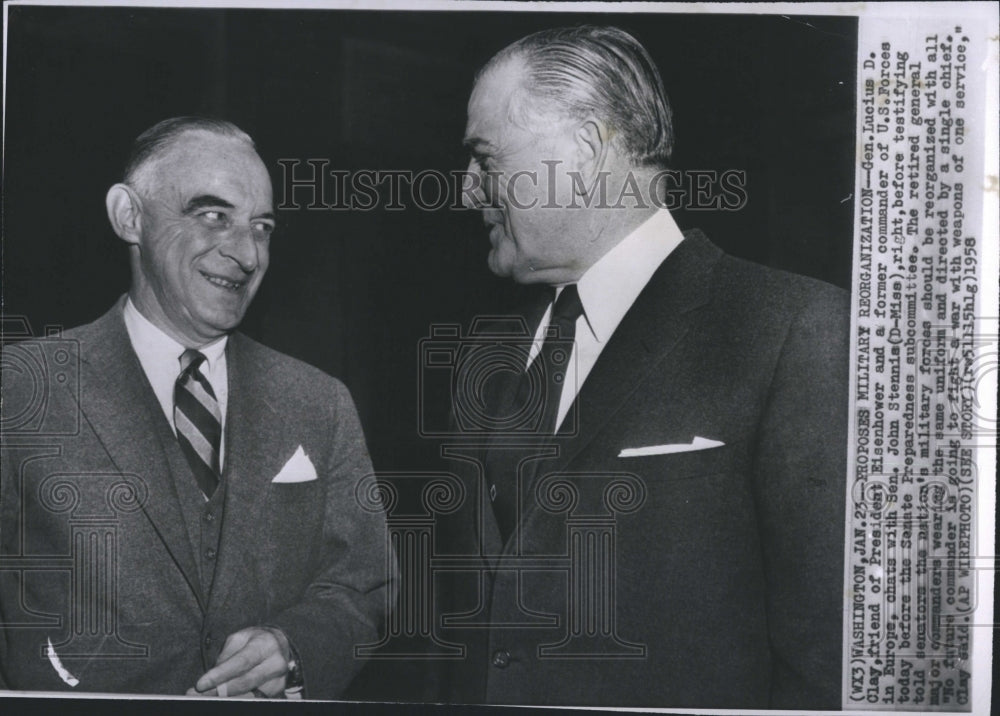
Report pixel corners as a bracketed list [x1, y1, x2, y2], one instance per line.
[200, 271, 246, 291]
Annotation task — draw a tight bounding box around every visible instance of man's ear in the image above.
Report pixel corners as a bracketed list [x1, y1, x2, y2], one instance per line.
[105, 183, 143, 245]
[573, 118, 610, 183]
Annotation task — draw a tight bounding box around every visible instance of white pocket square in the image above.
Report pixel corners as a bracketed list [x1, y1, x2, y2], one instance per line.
[618, 437, 725, 458]
[271, 446, 317, 483]
[46, 638, 79, 687]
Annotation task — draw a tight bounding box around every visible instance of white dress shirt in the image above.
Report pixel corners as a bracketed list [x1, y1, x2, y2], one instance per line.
[529, 209, 685, 431]
[123, 298, 229, 468]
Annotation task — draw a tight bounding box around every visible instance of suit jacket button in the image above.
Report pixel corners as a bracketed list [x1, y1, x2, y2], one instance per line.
[491, 649, 510, 668]
[204, 634, 213, 648]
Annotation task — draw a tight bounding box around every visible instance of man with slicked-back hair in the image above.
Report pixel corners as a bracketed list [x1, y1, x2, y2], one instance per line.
[437, 26, 848, 708]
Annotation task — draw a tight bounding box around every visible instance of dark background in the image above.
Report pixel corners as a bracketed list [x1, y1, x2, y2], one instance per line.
[3, 6, 858, 473]
[3, 7, 857, 702]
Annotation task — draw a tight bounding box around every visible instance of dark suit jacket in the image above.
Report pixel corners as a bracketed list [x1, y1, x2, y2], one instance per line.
[437, 230, 849, 708]
[0, 299, 390, 697]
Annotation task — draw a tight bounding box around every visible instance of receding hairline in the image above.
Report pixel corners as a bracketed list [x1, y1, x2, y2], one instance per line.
[125, 127, 262, 194]
[469, 53, 572, 140]
[473, 44, 604, 142]
[122, 115, 260, 191]
[472, 26, 675, 167]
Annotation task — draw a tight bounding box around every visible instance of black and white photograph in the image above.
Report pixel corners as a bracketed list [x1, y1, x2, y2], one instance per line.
[1, 1, 996, 714]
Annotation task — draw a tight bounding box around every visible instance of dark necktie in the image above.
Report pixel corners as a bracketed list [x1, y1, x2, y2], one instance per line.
[174, 349, 222, 499]
[489, 284, 585, 541]
[534, 284, 584, 436]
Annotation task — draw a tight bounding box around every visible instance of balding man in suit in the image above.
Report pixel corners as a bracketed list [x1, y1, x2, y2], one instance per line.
[0, 117, 390, 698]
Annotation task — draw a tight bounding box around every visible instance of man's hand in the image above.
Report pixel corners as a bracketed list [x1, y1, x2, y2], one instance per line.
[186, 626, 290, 698]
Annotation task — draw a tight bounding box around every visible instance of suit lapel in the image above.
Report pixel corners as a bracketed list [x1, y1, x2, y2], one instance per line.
[73, 299, 204, 606]
[527, 230, 723, 497]
[208, 333, 285, 611]
[477, 290, 558, 558]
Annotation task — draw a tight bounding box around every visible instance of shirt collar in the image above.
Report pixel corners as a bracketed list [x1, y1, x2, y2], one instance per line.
[574, 209, 685, 343]
[123, 297, 228, 374]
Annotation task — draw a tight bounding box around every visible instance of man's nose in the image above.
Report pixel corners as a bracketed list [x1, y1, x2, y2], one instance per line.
[462, 159, 485, 210]
[220, 225, 261, 273]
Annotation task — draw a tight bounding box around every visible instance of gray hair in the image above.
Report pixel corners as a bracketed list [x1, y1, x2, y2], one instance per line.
[483, 25, 674, 167]
[123, 116, 255, 192]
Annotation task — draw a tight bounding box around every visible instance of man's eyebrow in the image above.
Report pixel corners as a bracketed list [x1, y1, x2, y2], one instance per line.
[255, 211, 277, 222]
[182, 195, 236, 214]
[463, 137, 493, 155]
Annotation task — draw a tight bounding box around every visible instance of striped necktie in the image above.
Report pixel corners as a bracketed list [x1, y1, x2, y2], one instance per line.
[174, 349, 222, 499]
